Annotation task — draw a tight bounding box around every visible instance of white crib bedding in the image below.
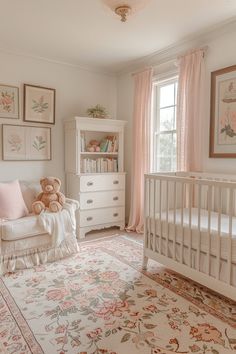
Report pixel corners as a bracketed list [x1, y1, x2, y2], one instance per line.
[147, 207, 236, 264]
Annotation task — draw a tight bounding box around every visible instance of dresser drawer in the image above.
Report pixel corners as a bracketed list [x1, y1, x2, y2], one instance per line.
[80, 174, 125, 192]
[80, 190, 125, 210]
[79, 207, 125, 227]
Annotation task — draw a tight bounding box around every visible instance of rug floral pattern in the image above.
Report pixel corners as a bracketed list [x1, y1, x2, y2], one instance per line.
[0, 235, 236, 354]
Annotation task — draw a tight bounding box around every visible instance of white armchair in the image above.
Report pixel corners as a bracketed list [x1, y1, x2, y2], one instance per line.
[0, 180, 79, 274]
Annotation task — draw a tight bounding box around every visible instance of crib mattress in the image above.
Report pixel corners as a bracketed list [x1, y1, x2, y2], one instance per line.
[148, 207, 236, 263]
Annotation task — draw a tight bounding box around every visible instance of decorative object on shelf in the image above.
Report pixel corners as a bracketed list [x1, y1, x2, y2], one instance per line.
[2, 124, 51, 161]
[0, 84, 19, 119]
[101, 0, 151, 22]
[86, 136, 117, 153]
[87, 140, 100, 152]
[87, 104, 108, 119]
[24, 84, 55, 124]
[210, 65, 236, 157]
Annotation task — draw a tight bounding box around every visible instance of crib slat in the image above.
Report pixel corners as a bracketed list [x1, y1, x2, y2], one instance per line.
[153, 179, 156, 252]
[207, 185, 212, 276]
[217, 187, 222, 280]
[173, 181, 176, 261]
[197, 183, 201, 271]
[188, 183, 192, 267]
[147, 178, 151, 250]
[180, 182, 184, 264]
[227, 188, 233, 285]
[159, 180, 162, 255]
[166, 181, 169, 257]
[144, 177, 147, 248]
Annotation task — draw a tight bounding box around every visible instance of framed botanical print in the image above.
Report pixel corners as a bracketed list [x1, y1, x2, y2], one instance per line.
[210, 65, 236, 157]
[24, 84, 55, 124]
[0, 84, 19, 119]
[2, 124, 51, 161]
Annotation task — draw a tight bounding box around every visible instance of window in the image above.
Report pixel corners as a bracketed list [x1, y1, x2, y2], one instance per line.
[151, 77, 178, 172]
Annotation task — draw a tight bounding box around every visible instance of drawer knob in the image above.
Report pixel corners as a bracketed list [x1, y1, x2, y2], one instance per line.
[87, 181, 93, 186]
[87, 199, 93, 204]
[113, 196, 119, 201]
[87, 216, 93, 221]
[113, 180, 119, 185]
[113, 213, 119, 217]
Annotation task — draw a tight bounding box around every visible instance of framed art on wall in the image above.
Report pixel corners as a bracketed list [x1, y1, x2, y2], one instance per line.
[0, 84, 19, 119]
[210, 65, 236, 157]
[24, 84, 55, 124]
[2, 124, 51, 161]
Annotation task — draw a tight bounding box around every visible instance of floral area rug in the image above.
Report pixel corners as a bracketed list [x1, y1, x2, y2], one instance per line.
[0, 235, 236, 354]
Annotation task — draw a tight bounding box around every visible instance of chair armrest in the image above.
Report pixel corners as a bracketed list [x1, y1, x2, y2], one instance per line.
[65, 198, 80, 210]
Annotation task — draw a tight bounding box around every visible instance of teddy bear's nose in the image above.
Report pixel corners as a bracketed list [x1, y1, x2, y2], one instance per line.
[45, 185, 53, 192]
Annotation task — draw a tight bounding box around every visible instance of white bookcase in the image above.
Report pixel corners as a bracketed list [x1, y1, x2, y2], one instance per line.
[65, 117, 126, 238]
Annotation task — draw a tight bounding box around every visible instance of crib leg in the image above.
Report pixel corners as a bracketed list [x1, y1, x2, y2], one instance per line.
[142, 256, 148, 270]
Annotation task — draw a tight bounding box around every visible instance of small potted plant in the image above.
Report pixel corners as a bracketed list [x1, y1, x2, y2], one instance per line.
[87, 104, 108, 119]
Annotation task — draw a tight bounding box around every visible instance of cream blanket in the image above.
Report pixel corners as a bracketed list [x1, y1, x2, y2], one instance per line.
[38, 200, 78, 246]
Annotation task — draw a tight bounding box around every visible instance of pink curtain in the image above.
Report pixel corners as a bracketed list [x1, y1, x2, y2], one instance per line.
[177, 48, 205, 172]
[127, 68, 153, 233]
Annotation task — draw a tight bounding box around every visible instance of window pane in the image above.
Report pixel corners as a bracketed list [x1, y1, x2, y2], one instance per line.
[159, 157, 171, 171]
[160, 107, 175, 131]
[172, 133, 176, 156]
[160, 83, 175, 108]
[159, 133, 172, 156]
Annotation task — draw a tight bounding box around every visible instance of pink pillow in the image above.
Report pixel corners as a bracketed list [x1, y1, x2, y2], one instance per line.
[0, 180, 29, 220]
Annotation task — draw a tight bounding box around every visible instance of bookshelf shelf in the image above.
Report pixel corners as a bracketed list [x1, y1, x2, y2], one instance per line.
[81, 152, 118, 156]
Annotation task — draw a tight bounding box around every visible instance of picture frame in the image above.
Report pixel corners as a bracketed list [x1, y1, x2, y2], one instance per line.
[24, 84, 55, 124]
[0, 84, 19, 119]
[2, 124, 51, 161]
[210, 65, 236, 157]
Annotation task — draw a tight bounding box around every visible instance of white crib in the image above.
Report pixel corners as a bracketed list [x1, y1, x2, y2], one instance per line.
[143, 172, 236, 301]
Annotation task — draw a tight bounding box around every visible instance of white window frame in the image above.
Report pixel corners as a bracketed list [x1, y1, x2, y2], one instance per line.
[151, 75, 178, 173]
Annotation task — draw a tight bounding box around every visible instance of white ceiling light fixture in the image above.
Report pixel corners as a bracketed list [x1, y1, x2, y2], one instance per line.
[102, 0, 151, 22]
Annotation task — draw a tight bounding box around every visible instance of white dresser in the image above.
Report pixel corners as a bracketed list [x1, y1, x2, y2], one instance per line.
[65, 117, 126, 238]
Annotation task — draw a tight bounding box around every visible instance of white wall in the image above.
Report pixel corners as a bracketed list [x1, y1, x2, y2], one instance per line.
[117, 27, 236, 219]
[0, 52, 117, 191]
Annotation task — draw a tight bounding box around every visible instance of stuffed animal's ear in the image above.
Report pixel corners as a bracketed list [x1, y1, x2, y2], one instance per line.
[54, 178, 61, 186]
[40, 178, 45, 185]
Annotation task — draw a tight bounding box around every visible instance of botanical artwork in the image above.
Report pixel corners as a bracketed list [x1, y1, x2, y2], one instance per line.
[24, 84, 55, 124]
[2, 124, 51, 160]
[0, 236, 235, 354]
[0, 84, 19, 119]
[210, 65, 236, 157]
[218, 78, 236, 144]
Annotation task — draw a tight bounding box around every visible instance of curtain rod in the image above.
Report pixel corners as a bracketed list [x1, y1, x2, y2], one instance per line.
[131, 45, 208, 76]
[177, 45, 208, 59]
[131, 67, 153, 76]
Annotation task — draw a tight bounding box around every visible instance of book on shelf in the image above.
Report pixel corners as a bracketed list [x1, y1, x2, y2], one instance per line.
[81, 158, 118, 173]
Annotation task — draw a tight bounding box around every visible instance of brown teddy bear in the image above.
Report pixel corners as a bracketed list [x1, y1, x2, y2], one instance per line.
[32, 177, 66, 215]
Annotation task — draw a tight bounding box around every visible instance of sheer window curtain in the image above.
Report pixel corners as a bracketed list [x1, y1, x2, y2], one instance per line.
[177, 48, 206, 172]
[127, 68, 153, 233]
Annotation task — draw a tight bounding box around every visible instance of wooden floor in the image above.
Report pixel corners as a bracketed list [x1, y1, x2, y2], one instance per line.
[78, 227, 143, 243]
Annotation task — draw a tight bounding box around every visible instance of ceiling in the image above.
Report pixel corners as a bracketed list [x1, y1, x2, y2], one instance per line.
[0, 0, 236, 73]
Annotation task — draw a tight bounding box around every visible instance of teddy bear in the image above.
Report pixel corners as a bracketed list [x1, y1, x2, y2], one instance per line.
[86, 139, 100, 152]
[32, 177, 66, 215]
